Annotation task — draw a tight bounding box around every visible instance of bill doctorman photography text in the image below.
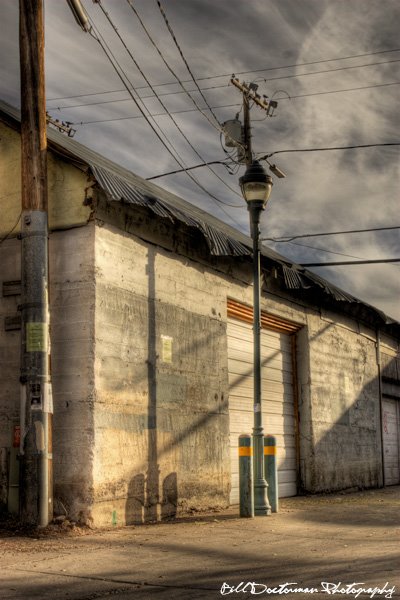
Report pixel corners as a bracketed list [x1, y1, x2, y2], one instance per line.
[220, 581, 395, 598]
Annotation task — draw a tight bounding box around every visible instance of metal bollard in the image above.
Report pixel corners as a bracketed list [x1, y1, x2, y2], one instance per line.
[264, 435, 278, 513]
[239, 434, 254, 518]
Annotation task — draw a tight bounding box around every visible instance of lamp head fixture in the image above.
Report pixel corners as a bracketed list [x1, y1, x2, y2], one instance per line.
[239, 160, 273, 208]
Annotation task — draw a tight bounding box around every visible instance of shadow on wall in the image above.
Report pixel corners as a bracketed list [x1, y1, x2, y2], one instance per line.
[122, 241, 399, 523]
[300, 349, 400, 495]
[124, 246, 179, 525]
[227, 316, 399, 500]
[125, 472, 178, 524]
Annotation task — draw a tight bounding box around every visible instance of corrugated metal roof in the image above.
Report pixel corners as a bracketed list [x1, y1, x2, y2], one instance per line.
[304, 270, 357, 302]
[0, 100, 301, 260]
[1, 99, 398, 330]
[282, 264, 356, 302]
[282, 264, 308, 290]
[89, 163, 250, 256]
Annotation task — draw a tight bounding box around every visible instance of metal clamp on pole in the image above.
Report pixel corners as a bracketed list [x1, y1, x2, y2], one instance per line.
[239, 434, 254, 518]
[264, 435, 278, 513]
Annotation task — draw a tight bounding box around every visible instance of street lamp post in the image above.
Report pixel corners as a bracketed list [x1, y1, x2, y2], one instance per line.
[240, 160, 273, 516]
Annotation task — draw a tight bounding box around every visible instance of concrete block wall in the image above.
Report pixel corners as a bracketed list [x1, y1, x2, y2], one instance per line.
[1, 115, 397, 522]
[49, 225, 96, 523]
[298, 309, 383, 492]
[91, 201, 397, 522]
[0, 226, 96, 520]
[90, 204, 310, 529]
[0, 238, 21, 510]
[92, 223, 232, 526]
[1, 197, 398, 524]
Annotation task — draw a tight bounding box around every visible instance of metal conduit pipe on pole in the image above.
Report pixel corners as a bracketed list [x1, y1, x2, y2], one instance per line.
[19, 0, 53, 527]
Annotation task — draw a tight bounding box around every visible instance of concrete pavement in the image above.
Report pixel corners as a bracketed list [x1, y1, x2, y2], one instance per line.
[1, 486, 399, 600]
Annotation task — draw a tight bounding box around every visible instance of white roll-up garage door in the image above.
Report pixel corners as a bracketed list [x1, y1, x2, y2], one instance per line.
[228, 317, 297, 504]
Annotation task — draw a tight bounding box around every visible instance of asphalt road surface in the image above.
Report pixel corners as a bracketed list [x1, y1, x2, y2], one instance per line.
[1, 486, 399, 600]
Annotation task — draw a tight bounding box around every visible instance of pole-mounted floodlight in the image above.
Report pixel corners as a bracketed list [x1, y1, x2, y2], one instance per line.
[239, 160, 273, 207]
[268, 163, 286, 179]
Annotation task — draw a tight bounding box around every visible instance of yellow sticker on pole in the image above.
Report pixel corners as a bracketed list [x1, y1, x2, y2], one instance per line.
[26, 322, 48, 352]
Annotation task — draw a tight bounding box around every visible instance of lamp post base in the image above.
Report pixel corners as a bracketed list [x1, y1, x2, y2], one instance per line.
[253, 428, 272, 516]
[254, 482, 272, 516]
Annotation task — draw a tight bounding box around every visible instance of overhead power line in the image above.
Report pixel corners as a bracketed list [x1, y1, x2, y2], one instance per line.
[259, 143, 400, 162]
[81, 3, 246, 231]
[64, 82, 400, 125]
[146, 161, 230, 180]
[262, 225, 400, 243]
[48, 80, 400, 112]
[86, 18, 186, 170]
[47, 60, 400, 110]
[155, 0, 222, 128]
[259, 58, 400, 84]
[126, 0, 225, 136]
[49, 83, 232, 110]
[121, 0, 243, 199]
[221, 47, 400, 80]
[300, 258, 400, 267]
[285, 240, 371, 261]
[83, 10, 242, 219]
[0, 212, 22, 245]
[94, 0, 242, 205]
[265, 228, 400, 263]
[47, 46, 400, 102]
[276, 80, 400, 101]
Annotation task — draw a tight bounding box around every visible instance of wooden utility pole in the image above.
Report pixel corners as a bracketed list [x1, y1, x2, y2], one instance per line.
[19, 0, 53, 527]
[242, 92, 252, 166]
[20, 0, 47, 211]
[230, 76, 278, 166]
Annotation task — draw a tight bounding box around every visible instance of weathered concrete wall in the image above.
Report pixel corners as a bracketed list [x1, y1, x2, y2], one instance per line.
[297, 309, 385, 493]
[91, 199, 400, 524]
[92, 220, 232, 526]
[1, 134, 398, 523]
[0, 121, 93, 237]
[0, 239, 21, 510]
[49, 225, 96, 523]
[91, 200, 311, 526]
[0, 117, 96, 519]
[0, 226, 96, 522]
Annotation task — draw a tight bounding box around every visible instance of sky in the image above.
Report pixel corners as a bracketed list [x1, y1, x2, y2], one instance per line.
[1, 0, 399, 320]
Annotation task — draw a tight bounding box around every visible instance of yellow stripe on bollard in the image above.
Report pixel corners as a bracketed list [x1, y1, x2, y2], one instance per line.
[264, 446, 276, 456]
[239, 446, 252, 457]
[264, 435, 278, 513]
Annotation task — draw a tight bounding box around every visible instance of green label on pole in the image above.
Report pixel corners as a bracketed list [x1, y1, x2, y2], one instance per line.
[26, 322, 48, 352]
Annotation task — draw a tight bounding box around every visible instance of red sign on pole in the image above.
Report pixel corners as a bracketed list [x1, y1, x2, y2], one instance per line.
[13, 425, 21, 448]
